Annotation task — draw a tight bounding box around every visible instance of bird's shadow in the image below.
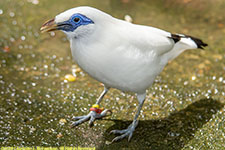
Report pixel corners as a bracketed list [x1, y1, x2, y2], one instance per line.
[98, 98, 223, 150]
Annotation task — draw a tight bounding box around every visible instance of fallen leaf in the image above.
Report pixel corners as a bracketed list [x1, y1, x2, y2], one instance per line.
[64, 74, 76, 82]
[3, 46, 10, 53]
[213, 54, 222, 60]
[218, 23, 224, 28]
[57, 133, 63, 138]
[59, 118, 67, 125]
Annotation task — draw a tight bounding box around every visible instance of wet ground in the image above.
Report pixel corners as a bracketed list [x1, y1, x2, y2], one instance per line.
[0, 0, 224, 149]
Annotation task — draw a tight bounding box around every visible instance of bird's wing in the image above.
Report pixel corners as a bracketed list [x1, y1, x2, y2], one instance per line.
[116, 21, 175, 56]
[114, 21, 206, 60]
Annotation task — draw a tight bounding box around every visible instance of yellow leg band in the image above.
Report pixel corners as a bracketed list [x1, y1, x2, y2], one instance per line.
[92, 104, 100, 109]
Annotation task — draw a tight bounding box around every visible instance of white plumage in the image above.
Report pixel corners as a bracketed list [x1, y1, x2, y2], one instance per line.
[41, 6, 207, 142]
[55, 7, 197, 93]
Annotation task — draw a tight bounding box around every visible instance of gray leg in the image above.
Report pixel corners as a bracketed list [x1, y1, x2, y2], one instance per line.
[71, 86, 111, 127]
[110, 92, 146, 142]
[96, 86, 109, 104]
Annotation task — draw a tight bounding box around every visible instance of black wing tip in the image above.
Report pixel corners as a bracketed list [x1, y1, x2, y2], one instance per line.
[170, 34, 181, 43]
[170, 33, 208, 49]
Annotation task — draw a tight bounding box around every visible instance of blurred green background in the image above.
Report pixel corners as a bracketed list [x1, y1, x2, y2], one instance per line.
[0, 0, 224, 149]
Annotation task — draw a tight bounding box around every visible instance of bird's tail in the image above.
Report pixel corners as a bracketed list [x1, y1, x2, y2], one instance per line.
[164, 34, 208, 61]
[185, 35, 208, 49]
[170, 34, 208, 49]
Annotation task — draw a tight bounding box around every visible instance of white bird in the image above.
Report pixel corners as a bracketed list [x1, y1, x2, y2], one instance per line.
[40, 6, 207, 142]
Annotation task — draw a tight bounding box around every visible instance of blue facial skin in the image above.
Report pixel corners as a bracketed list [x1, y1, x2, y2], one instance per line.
[57, 13, 94, 32]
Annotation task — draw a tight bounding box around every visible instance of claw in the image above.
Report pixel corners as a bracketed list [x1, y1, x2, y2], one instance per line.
[71, 108, 112, 128]
[72, 115, 87, 121]
[110, 120, 139, 142]
[100, 109, 112, 117]
[128, 131, 133, 142]
[71, 121, 80, 128]
[112, 132, 128, 142]
[71, 115, 90, 128]
[110, 129, 127, 135]
[89, 115, 95, 127]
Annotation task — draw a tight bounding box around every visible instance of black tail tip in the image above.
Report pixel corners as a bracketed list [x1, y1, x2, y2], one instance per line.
[170, 34, 208, 49]
[187, 35, 208, 49]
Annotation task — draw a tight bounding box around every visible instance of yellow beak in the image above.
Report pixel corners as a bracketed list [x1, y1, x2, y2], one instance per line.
[40, 18, 58, 33]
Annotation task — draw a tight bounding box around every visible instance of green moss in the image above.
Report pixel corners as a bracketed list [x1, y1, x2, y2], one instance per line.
[0, 0, 224, 149]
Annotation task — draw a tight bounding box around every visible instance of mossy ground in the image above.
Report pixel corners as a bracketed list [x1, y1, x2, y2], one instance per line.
[0, 0, 224, 149]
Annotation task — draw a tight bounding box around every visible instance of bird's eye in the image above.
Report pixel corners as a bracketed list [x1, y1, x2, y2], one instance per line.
[74, 17, 80, 23]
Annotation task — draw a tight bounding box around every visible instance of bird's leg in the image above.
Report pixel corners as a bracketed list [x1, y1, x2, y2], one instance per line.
[110, 92, 146, 142]
[71, 86, 111, 127]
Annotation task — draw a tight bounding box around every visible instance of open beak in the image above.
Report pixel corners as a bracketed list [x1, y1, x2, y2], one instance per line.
[40, 18, 58, 33]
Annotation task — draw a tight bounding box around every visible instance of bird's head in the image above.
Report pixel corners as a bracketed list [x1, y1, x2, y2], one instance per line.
[40, 6, 108, 39]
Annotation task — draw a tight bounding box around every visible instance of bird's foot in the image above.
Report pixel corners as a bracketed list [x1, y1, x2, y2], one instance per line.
[71, 104, 111, 127]
[110, 120, 139, 142]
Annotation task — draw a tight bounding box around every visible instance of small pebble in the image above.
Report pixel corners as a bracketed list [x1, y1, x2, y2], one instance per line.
[124, 15, 133, 23]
